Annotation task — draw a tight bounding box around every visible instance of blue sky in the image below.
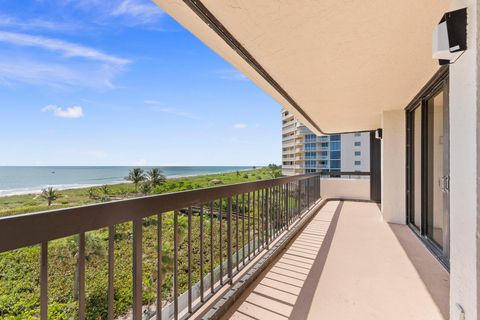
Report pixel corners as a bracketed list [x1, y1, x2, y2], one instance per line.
[0, 0, 282, 166]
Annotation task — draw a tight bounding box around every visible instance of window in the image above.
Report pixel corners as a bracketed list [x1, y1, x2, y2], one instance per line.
[305, 160, 316, 167]
[330, 135, 341, 141]
[354, 141, 361, 147]
[330, 160, 341, 169]
[319, 136, 329, 141]
[305, 134, 316, 143]
[330, 151, 341, 159]
[305, 151, 316, 159]
[305, 143, 316, 151]
[355, 151, 361, 156]
[320, 142, 328, 148]
[354, 132, 361, 137]
[354, 161, 361, 165]
[330, 141, 341, 150]
[305, 169, 316, 173]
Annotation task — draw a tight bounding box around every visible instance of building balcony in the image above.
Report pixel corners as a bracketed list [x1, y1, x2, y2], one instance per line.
[282, 141, 296, 148]
[282, 125, 297, 134]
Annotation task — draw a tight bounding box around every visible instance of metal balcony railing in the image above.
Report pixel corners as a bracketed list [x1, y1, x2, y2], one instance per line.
[0, 173, 321, 320]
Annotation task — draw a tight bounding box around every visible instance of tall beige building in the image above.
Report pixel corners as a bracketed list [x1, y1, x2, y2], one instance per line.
[282, 109, 370, 176]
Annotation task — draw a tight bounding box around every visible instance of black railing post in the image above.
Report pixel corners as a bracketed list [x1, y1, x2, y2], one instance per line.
[285, 183, 289, 230]
[132, 220, 142, 320]
[227, 197, 233, 285]
[265, 188, 269, 249]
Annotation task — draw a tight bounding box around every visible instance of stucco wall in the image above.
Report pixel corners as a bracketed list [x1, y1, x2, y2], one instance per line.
[448, 1, 478, 319]
[381, 110, 406, 224]
[320, 178, 370, 201]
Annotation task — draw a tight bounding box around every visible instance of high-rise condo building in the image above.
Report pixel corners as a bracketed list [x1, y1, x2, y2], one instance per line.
[282, 109, 370, 176]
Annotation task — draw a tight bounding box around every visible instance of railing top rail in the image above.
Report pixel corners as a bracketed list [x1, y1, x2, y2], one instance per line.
[319, 171, 371, 176]
[0, 173, 320, 253]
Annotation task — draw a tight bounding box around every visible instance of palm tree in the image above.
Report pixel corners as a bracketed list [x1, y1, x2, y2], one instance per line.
[147, 168, 166, 188]
[140, 182, 152, 196]
[125, 168, 146, 191]
[41, 187, 59, 206]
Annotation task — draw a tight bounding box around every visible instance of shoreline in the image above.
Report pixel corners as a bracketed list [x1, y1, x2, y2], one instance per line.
[0, 167, 257, 198]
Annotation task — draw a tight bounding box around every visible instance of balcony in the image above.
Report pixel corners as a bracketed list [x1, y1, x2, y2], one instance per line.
[282, 140, 295, 148]
[0, 172, 450, 320]
[220, 200, 449, 320]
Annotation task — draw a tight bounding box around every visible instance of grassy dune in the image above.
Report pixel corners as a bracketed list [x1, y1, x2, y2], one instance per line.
[0, 168, 272, 319]
[0, 168, 269, 217]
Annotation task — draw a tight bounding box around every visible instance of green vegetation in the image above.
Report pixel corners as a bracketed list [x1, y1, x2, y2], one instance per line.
[265, 164, 282, 179]
[40, 187, 60, 207]
[0, 168, 279, 319]
[125, 168, 146, 191]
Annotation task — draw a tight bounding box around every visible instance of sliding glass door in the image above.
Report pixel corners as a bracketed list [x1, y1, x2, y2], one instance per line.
[406, 68, 449, 267]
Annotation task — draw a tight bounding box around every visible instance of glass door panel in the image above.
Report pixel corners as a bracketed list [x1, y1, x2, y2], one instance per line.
[406, 69, 449, 266]
[427, 91, 445, 248]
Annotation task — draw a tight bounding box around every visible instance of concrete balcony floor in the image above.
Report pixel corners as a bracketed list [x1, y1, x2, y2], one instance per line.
[221, 201, 449, 320]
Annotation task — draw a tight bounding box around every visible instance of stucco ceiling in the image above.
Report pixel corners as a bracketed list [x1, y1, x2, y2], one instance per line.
[153, 0, 449, 134]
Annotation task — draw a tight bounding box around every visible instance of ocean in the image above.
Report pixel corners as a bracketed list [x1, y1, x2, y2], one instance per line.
[0, 166, 255, 197]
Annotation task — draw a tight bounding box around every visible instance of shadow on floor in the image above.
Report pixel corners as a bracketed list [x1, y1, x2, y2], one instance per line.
[221, 201, 343, 320]
[388, 223, 449, 319]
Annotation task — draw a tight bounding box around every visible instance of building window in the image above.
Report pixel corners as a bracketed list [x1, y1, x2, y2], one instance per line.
[305, 143, 316, 151]
[330, 151, 341, 159]
[355, 161, 361, 165]
[305, 134, 316, 143]
[330, 141, 341, 150]
[354, 141, 361, 147]
[355, 151, 361, 156]
[320, 142, 328, 148]
[305, 160, 316, 167]
[330, 135, 341, 141]
[330, 160, 341, 169]
[354, 132, 361, 137]
[305, 151, 316, 159]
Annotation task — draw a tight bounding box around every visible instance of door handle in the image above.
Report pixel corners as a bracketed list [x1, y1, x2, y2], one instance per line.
[438, 177, 445, 192]
[438, 176, 450, 193]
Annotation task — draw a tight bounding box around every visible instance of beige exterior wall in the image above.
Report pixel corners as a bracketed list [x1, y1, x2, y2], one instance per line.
[448, 1, 478, 319]
[381, 110, 406, 225]
[320, 178, 370, 201]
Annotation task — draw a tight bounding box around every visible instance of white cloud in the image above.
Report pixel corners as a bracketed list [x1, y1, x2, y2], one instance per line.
[233, 123, 247, 129]
[0, 57, 123, 89]
[0, 31, 130, 65]
[215, 68, 248, 81]
[112, 0, 164, 23]
[0, 15, 80, 33]
[42, 105, 84, 118]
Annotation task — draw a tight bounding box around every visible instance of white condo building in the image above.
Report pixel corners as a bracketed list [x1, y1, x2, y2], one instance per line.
[282, 109, 370, 176]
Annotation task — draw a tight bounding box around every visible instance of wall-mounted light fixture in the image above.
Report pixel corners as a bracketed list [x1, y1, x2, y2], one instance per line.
[432, 8, 467, 65]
